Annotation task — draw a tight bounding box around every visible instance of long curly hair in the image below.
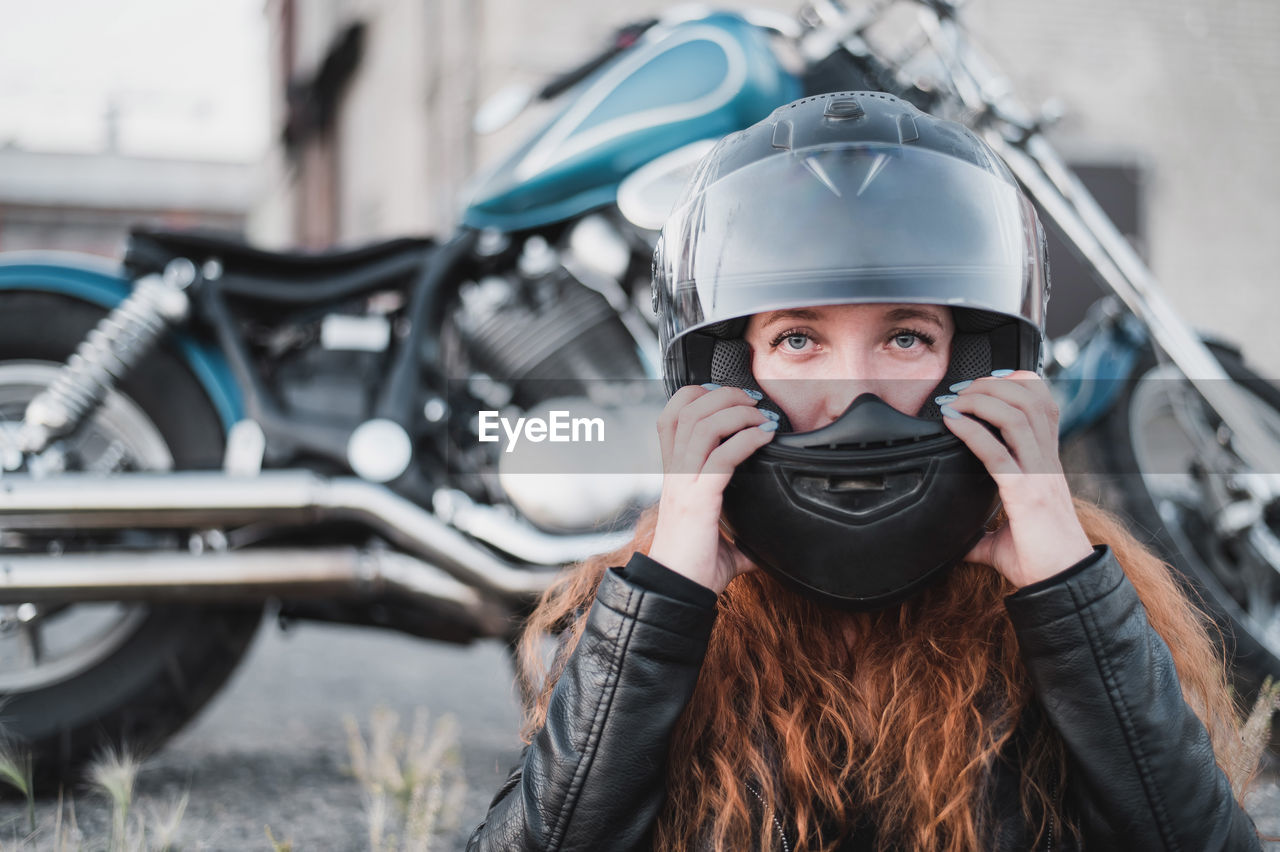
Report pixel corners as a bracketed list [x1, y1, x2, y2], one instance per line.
[514, 497, 1259, 851]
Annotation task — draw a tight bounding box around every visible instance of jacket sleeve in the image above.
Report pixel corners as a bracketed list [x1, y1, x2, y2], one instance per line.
[466, 553, 718, 852]
[1004, 545, 1262, 851]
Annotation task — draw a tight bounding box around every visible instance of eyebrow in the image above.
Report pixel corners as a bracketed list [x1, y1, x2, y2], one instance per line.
[758, 309, 821, 327]
[757, 306, 947, 329]
[882, 307, 947, 330]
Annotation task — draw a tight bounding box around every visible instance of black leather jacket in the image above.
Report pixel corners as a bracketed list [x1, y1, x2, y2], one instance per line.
[466, 546, 1263, 851]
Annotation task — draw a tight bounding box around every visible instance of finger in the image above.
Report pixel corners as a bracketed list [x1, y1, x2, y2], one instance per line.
[700, 420, 777, 479]
[942, 393, 1048, 472]
[962, 530, 997, 566]
[672, 386, 760, 461]
[674, 404, 773, 475]
[942, 406, 1020, 477]
[956, 371, 1059, 436]
[657, 385, 713, 471]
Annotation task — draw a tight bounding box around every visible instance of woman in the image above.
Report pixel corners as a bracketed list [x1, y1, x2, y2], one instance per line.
[466, 93, 1267, 851]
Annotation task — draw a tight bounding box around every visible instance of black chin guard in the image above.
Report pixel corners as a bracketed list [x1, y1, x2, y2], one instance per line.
[721, 393, 1000, 610]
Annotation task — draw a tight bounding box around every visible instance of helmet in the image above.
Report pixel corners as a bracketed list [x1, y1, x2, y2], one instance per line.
[652, 91, 1050, 610]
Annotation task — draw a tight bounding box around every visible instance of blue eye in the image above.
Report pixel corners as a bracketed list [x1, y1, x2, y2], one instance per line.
[888, 327, 936, 350]
[770, 328, 814, 351]
[785, 334, 809, 350]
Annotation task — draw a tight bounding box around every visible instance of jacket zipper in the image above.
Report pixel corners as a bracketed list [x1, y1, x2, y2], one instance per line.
[744, 779, 791, 852]
[1045, 776, 1055, 852]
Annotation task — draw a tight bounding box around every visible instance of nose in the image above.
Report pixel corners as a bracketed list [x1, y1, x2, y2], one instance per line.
[816, 350, 883, 426]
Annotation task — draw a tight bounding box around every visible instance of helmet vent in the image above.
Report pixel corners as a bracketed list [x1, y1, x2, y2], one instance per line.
[824, 98, 865, 120]
[790, 469, 925, 517]
[897, 114, 919, 143]
[772, 120, 794, 150]
[823, 474, 887, 492]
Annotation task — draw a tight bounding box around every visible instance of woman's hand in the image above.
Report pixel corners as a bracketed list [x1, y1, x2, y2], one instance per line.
[648, 384, 777, 595]
[938, 370, 1094, 588]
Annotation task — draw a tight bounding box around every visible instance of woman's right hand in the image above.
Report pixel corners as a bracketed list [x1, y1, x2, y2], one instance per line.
[647, 384, 777, 595]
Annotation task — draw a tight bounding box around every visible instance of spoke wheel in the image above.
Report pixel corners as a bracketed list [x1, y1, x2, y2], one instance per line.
[1073, 342, 1280, 693]
[0, 291, 263, 790]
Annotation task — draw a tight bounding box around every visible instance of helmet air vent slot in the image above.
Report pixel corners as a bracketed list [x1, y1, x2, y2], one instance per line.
[790, 469, 925, 518]
[824, 98, 865, 120]
[772, 120, 794, 150]
[897, 114, 919, 144]
[825, 474, 888, 492]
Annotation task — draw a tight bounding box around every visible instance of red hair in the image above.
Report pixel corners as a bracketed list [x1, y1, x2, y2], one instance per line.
[515, 498, 1261, 851]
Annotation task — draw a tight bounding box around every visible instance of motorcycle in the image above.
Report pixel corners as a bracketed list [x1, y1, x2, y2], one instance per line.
[0, 0, 1276, 786]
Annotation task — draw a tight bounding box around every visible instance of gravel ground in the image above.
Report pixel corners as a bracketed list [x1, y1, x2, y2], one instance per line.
[0, 613, 527, 851]
[0, 612, 1276, 850]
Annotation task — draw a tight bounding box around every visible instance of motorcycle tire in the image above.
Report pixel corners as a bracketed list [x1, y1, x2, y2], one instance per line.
[1068, 340, 1280, 696]
[0, 291, 264, 792]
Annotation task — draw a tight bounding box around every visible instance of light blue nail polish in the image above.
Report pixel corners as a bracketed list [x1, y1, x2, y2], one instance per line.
[990, 369, 1015, 377]
[934, 394, 958, 405]
[743, 389, 764, 400]
[758, 420, 778, 432]
[760, 409, 780, 421]
[700, 382, 721, 390]
[948, 380, 973, 392]
[940, 404, 962, 420]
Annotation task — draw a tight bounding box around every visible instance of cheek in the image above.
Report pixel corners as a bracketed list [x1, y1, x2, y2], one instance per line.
[757, 376, 825, 427]
[885, 355, 950, 414]
[750, 351, 836, 430]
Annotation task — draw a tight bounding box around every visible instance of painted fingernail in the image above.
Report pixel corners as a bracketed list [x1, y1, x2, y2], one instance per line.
[700, 382, 722, 390]
[990, 369, 1015, 377]
[758, 420, 778, 432]
[940, 404, 962, 420]
[934, 394, 958, 405]
[760, 409, 780, 421]
[948, 380, 973, 392]
[743, 389, 764, 401]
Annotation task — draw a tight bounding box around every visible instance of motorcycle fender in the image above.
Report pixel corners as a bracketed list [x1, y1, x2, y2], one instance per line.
[0, 251, 243, 430]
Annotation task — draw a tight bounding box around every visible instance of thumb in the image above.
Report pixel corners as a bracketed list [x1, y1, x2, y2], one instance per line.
[963, 530, 997, 567]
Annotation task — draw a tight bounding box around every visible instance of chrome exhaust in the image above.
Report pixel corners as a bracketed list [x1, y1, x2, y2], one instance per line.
[0, 471, 626, 599]
[0, 546, 514, 636]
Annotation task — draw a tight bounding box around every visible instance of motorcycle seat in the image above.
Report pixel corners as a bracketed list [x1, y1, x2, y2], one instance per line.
[124, 226, 436, 281]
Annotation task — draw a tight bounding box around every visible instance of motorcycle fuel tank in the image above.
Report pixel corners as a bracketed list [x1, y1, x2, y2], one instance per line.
[460, 12, 801, 232]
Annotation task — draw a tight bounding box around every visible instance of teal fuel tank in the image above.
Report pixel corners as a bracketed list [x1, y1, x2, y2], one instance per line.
[461, 12, 801, 232]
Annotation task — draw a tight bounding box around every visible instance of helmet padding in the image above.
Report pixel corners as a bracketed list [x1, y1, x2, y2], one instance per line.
[704, 307, 1014, 432]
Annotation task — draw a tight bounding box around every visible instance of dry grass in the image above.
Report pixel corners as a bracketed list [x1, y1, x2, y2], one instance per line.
[343, 706, 467, 852]
[1231, 676, 1280, 795]
[0, 703, 468, 850]
[0, 738, 34, 838]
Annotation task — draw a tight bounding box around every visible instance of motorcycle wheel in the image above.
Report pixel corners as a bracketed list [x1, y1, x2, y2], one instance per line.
[1070, 341, 1280, 694]
[0, 291, 263, 790]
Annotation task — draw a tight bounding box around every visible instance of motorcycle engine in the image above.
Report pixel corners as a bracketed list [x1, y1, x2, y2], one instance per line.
[447, 245, 661, 532]
[450, 268, 645, 402]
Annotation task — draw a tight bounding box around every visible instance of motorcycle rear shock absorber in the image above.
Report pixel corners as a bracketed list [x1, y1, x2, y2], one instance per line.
[18, 258, 198, 455]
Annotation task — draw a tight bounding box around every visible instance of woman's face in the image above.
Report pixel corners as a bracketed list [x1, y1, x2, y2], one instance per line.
[743, 303, 955, 432]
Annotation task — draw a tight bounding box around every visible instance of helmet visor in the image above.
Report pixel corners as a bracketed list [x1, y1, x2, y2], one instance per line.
[657, 143, 1045, 348]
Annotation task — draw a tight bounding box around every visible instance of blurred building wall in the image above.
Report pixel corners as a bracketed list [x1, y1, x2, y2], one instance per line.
[0, 148, 257, 258]
[262, 0, 1280, 374]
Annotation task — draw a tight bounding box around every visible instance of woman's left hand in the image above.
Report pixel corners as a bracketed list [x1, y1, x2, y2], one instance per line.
[938, 370, 1094, 589]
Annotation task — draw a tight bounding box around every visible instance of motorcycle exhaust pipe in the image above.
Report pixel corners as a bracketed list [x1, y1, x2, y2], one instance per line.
[0, 546, 513, 636]
[0, 471, 591, 600]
